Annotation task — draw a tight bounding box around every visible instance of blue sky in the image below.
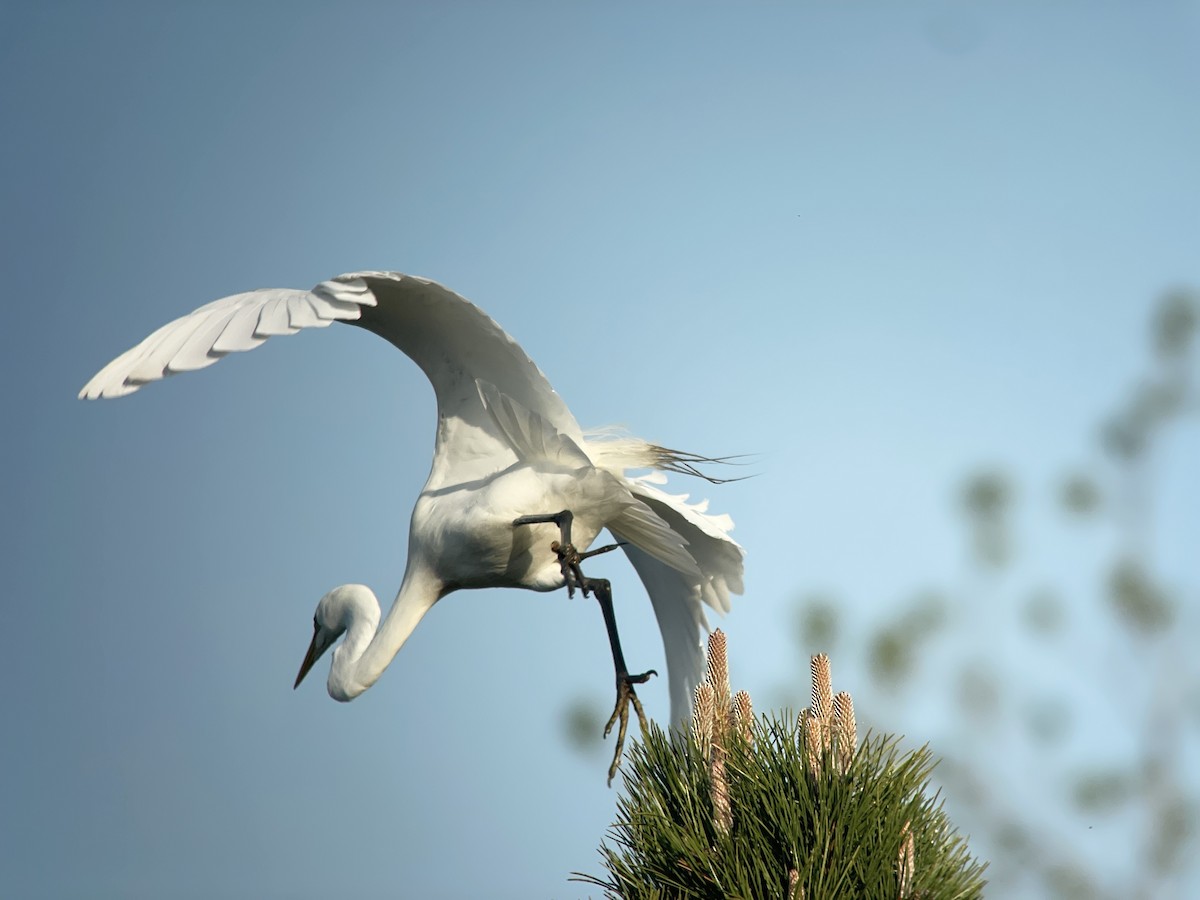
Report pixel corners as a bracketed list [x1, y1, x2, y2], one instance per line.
[3, 3, 1198, 898]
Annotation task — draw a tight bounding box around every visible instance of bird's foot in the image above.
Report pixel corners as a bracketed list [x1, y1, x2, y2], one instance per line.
[514, 511, 587, 597]
[603, 668, 657, 786]
[579, 541, 625, 563]
[551, 540, 626, 598]
[550, 539, 584, 598]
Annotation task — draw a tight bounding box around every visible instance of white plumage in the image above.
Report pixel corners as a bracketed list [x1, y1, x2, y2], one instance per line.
[81, 271, 743, 730]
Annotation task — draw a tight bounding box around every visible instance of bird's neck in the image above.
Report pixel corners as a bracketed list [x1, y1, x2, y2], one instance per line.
[342, 564, 445, 698]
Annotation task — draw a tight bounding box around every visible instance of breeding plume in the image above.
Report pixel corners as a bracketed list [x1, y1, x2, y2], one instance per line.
[81, 271, 744, 779]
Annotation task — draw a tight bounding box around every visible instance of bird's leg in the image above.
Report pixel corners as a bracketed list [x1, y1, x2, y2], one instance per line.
[580, 574, 657, 786]
[513, 510, 583, 594]
[512, 510, 650, 783]
[512, 510, 624, 597]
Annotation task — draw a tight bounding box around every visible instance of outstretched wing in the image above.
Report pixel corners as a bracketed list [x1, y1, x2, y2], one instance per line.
[78, 283, 367, 399]
[612, 477, 745, 725]
[80, 271, 583, 486]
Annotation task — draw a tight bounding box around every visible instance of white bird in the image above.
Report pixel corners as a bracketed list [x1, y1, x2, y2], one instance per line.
[80, 271, 744, 780]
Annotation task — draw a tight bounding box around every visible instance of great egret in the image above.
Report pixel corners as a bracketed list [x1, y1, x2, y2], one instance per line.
[80, 271, 744, 780]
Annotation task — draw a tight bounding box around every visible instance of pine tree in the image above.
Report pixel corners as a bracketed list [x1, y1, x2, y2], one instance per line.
[578, 633, 987, 899]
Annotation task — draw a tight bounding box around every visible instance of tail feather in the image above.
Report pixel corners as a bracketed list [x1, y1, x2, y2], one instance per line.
[583, 430, 748, 483]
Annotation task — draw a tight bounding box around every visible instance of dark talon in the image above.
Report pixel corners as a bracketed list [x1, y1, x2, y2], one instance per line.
[550, 539, 584, 597]
[578, 541, 626, 561]
[603, 670, 656, 785]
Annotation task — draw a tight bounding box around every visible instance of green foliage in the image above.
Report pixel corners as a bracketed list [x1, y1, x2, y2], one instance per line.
[795, 595, 839, 652]
[1021, 590, 1066, 638]
[868, 626, 915, 687]
[578, 719, 986, 900]
[1152, 288, 1197, 359]
[563, 696, 607, 756]
[1058, 473, 1102, 517]
[1106, 558, 1175, 634]
[1071, 769, 1134, 814]
[961, 471, 1010, 518]
[867, 593, 948, 691]
[959, 470, 1013, 567]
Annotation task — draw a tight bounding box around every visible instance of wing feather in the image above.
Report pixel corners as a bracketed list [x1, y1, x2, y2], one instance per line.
[614, 476, 745, 724]
[126, 308, 226, 382]
[304, 293, 348, 322]
[627, 477, 744, 614]
[286, 295, 322, 329]
[340, 272, 584, 486]
[165, 308, 237, 374]
[617, 544, 708, 725]
[476, 380, 592, 470]
[211, 298, 271, 353]
[85, 318, 182, 395]
[254, 294, 302, 337]
[79, 283, 378, 400]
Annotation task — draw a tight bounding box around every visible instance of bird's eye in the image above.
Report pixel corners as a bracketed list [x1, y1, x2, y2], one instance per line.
[312, 616, 319, 630]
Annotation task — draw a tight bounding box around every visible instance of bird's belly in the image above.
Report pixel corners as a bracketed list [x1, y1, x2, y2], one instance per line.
[412, 467, 611, 592]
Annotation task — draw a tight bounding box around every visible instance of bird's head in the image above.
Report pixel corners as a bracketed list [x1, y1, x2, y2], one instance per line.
[293, 584, 379, 693]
